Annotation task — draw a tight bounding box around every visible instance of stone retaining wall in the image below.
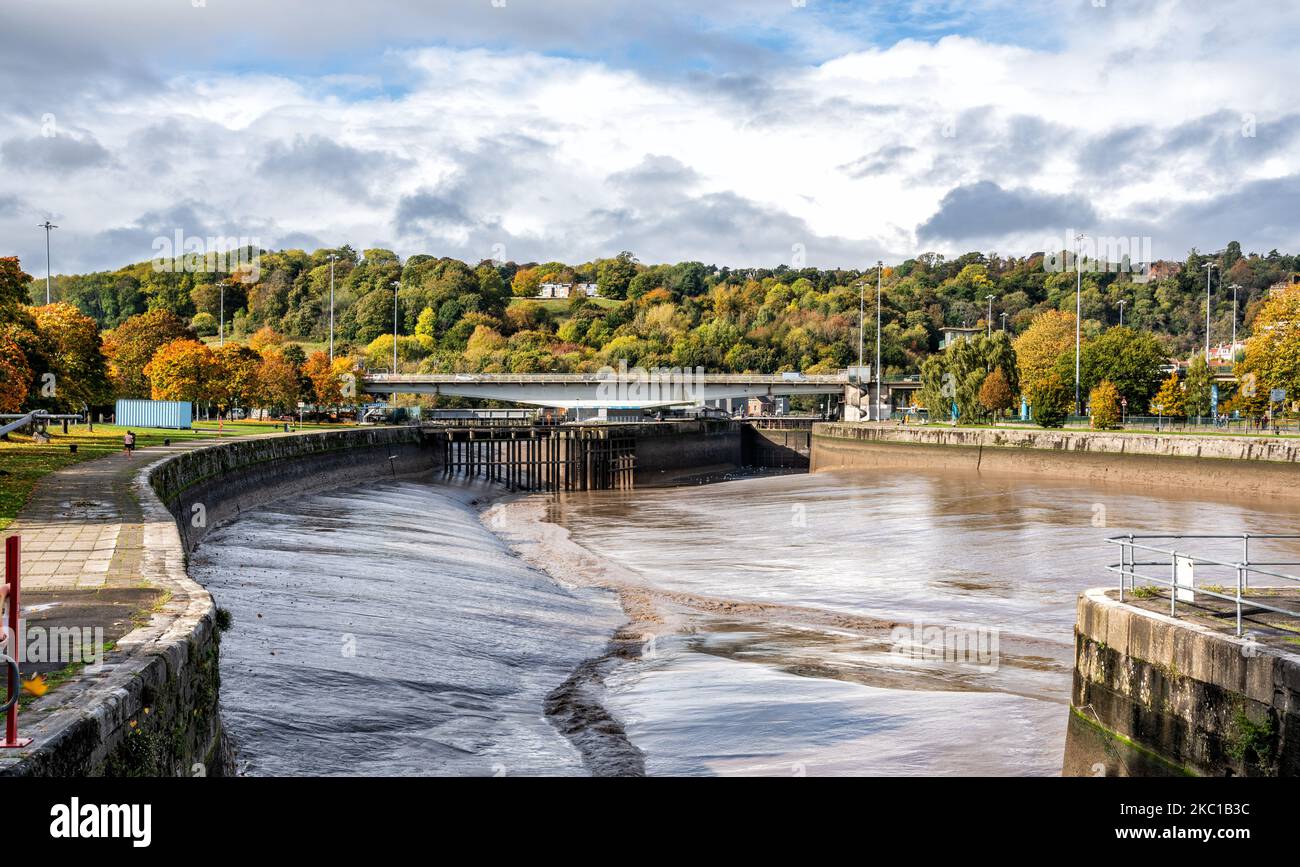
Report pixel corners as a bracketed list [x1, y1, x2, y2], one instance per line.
[811, 424, 1300, 497]
[1063, 588, 1300, 776]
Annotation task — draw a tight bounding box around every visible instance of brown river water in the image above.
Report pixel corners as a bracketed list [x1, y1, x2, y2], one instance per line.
[193, 465, 1299, 776]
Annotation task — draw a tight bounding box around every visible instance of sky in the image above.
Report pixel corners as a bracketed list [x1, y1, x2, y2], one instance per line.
[2, 0, 1300, 275]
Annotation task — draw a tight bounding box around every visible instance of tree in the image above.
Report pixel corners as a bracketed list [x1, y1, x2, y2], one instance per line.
[303, 350, 343, 406]
[1029, 372, 1072, 428]
[1080, 326, 1167, 410]
[257, 350, 301, 412]
[1237, 283, 1300, 408]
[349, 288, 397, 346]
[0, 257, 32, 312]
[104, 310, 194, 398]
[0, 330, 32, 412]
[978, 366, 1014, 420]
[511, 267, 542, 298]
[596, 252, 637, 299]
[0, 258, 42, 409]
[1090, 380, 1122, 429]
[1183, 355, 1214, 418]
[1014, 310, 1078, 400]
[1150, 372, 1185, 416]
[248, 326, 285, 352]
[191, 312, 217, 337]
[29, 302, 112, 411]
[144, 339, 221, 405]
[214, 343, 263, 409]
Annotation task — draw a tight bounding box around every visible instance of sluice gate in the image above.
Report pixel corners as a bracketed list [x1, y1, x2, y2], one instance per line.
[425, 423, 637, 492]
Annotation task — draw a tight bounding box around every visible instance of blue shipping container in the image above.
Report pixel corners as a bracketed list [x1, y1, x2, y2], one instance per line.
[115, 398, 192, 430]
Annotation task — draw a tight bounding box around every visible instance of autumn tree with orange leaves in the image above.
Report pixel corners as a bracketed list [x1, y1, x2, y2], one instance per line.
[143, 339, 222, 407]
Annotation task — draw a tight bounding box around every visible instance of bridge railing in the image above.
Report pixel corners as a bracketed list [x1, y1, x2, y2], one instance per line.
[1107, 533, 1300, 636]
[364, 372, 850, 385]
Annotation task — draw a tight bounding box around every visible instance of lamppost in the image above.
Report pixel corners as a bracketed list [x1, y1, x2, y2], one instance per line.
[327, 253, 338, 362]
[1229, 283, 1241, 354]
[390, 282, 400, 410]
[1118, 299, 1126, 328]
[985, 293, 995, 336]
[218, 280, 226, 347]
[1203, 261, 1216, 361]
[875, 260, 884, 421]
[1075, 233, 1086, 414]
[1000, 312, 1007, 332]
[854, 278, 865, 420]
[38, 220, 57, 304]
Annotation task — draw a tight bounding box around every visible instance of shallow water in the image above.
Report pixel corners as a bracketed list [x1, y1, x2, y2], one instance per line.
[551, 468, 1300, 776]
[190, 479, 622, 776]
[193, 466, 1298, 777]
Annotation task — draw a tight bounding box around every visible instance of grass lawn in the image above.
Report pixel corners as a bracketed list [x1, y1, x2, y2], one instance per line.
[199, 336, 330, 354]
[0, 420, 348, 532]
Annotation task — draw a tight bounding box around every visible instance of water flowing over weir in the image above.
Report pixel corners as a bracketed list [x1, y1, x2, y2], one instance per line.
[190, 480, 624, 776]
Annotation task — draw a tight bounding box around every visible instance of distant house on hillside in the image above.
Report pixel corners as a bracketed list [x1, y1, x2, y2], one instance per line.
[1146, 261, 1183, 282]
[536, 282, 600, 299]
[939, 326, 981, 348]
[1268, 273, 1300, 296]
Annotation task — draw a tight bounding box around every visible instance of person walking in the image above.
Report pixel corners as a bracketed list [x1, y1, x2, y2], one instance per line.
[123, 430, 136, 457]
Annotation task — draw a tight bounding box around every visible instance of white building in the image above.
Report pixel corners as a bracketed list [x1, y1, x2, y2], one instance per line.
[537, 282, 601, 299]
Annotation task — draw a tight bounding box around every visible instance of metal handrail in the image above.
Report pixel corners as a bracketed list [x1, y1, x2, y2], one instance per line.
[1107, 533, 1300, 636]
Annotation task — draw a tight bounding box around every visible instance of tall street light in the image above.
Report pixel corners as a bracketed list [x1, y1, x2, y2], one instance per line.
[327, 253, 338, 362]
[855, 278, 865, 420]
[1075, 233, 1086, 414]
[875, 261, 884, 421]
[1118, 298, 1126, 328]
[1000, 312, 1007, 332]
[1229, 283, 1242, 352]
[1203, 262, 1217, 361]
[985, 293, 995, 336]
[390, 279, 400, 371]
[38, 220, 57, 304]
[218, 280, 226, 347]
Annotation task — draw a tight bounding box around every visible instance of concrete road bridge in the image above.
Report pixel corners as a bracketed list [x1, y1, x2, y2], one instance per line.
[362, 371, 868, 410]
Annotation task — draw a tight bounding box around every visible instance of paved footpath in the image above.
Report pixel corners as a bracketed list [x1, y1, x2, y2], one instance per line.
[7, 439, 224, 593]
[3, 439, 233, 680]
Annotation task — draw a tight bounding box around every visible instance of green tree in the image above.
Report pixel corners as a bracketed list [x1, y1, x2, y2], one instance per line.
[1029, 372, 1072, 428]
[1183, 355, 1213, 418]
[596, 252, 638, 300]
[1080, 326, 1166, 410]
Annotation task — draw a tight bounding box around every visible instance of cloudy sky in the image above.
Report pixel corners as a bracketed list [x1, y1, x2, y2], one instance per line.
[2, 0, 1299, 275]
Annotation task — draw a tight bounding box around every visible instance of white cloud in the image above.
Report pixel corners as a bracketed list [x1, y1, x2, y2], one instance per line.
[1, 0, 1298, 273]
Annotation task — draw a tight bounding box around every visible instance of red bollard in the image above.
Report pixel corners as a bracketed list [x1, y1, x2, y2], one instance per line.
[2, 536, 31, 748]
